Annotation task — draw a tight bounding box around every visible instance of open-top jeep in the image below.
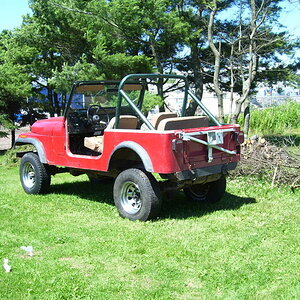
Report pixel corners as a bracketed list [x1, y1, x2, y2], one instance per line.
[16, 74, 244, 221]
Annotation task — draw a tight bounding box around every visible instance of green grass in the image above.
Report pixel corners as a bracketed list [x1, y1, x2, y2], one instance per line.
[0, 163, 299, 299]
[248, 101, 300, 135]
[237, 101, 300, 136]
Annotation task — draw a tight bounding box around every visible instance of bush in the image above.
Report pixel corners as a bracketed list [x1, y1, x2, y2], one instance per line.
[0, 144, 34, 167]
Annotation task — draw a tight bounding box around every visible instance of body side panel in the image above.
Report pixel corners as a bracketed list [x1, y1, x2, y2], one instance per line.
[17, 117, 241, 174]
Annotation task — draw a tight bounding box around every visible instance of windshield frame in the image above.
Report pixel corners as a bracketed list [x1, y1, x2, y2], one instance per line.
[64, 80, 146, 118]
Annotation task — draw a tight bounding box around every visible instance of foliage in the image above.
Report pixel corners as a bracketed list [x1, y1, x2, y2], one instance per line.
[0, 114, 12, 137]
[0, 164, 299, 299]
[204, 0, 299, 125]
[49, 56, 104, 94]
[0, 30, 32, 142]
[141, 91, 164, 114]
[0, 145, 34, 166]
[101, 54, 152, 79]
[2, 0, 154, 115]
[240, 101, 300, 135]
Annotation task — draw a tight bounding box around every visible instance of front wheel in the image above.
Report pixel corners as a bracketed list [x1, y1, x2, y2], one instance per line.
[184, 175, 226, 203]
[20, 152, 51, 194]
[113, 168, 162, 221]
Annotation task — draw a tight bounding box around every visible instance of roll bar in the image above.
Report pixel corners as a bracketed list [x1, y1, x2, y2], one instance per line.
[115, 74, 221, 129]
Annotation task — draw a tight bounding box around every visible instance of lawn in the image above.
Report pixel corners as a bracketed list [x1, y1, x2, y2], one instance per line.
[0, 162, 299, 299]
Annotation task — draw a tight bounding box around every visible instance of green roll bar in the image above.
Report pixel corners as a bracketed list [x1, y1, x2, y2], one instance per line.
[115, 73, 221, 129]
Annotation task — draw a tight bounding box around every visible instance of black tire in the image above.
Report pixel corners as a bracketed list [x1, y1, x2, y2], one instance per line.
[20, 152, 51, 194]
[113, 168, 162, 221]
[184, 175, 226, 203]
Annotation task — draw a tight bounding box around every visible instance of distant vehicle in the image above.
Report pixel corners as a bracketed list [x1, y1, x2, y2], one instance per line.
[15, 74, 244, 221]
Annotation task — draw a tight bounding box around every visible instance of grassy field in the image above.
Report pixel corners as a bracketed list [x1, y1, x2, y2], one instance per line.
[0, 160, 299, 299]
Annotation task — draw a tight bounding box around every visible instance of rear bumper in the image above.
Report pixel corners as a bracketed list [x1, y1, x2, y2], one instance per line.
[174, 162, 237, 181]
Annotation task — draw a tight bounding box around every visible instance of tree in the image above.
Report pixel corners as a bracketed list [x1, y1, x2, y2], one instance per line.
[1, 0, 298, 139]
[0, 30, 32, 147]
[207, 0, 225, 122]
[22, 0, 90, 116]
[176, 1, 211, 116]
[205, 0, 298, 133]
[21, 0, 153, 114]
[90, 0, 190, 102]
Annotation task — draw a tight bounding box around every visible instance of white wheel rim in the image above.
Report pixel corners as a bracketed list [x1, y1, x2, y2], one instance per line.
[22, 162, 36, 188]
[120, 181, 141, 214]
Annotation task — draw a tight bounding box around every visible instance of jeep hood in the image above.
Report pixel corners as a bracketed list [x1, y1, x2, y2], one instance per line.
[31, 117, 64, 135]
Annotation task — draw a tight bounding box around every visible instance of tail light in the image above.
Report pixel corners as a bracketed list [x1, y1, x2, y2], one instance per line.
[235, 132, 244, 144]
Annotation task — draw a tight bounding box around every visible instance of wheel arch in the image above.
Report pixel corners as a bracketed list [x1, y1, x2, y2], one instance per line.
[108, 141, 153, 172]
[15, 137, 47, 164]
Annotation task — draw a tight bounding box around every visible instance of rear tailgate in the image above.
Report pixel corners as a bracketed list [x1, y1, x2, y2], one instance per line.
[175, 124, 243, 167]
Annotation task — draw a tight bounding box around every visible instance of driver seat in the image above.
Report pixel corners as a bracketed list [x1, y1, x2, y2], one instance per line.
[84, 115, 138, 153]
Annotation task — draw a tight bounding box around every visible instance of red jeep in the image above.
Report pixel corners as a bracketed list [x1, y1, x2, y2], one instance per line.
[16, 74, 243, 221]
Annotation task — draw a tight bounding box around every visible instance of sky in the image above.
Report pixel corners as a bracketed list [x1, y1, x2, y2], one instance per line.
[0, 0, 299, 37]
[0, 0, 31, 32]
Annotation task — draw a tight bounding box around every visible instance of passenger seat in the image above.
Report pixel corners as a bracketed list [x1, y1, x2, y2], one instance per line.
[84, 115, 138, 153]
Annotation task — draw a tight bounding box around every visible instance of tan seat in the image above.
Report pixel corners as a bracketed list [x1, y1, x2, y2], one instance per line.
[157, 116, 209, 131]
[84, 115, 138, 152]
[84, 136, 103, 153]
[106, 115, 138, 130]
[141, 112, 177, 130]
[150, 112, 177, 129]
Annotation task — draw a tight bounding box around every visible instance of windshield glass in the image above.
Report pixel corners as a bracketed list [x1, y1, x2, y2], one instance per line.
[70, 83, 143, 110]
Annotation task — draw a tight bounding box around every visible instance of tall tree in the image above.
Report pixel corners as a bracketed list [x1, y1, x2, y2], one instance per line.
[0, 30, 32, 147]
[25, 0, 153, 109]
[208, 0, 225, 122]
[206, 0, 298, 132]
[1, 0, 297, 136]
[91, 0, 189, 98]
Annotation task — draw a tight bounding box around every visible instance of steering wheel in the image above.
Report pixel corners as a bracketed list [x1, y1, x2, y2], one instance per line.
[87, 104, 110, 130]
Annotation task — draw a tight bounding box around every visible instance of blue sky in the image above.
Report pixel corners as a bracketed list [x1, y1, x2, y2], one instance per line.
[278, 0, 300, 38]
[0, 0, 299, 37]
[0, 0, 31, 31]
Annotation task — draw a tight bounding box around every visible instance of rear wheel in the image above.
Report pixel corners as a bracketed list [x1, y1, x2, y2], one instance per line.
[20, 152, 51, 194]
[184, 175, 226, 203]
[113, 168, 161, 221]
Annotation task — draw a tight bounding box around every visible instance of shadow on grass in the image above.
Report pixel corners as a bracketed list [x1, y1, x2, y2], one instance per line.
[264, 134, 300, 147]
[49, 179, 114, 205]
[49, 180, 256, 220]
[160, 191, 256, 220]
[0, 149, 7, 155]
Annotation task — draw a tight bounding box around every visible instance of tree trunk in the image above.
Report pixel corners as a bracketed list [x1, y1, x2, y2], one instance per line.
[186, 43, 204, 116]
[208, 1, 224, 123]
[48, 87, 54, 117]
[243, 102, 250, 136]
[149, 34, 164, 109]
[228, 44, 235, 123]
[53, 92, 61, 116]
[10, 128, 15, 149]
[232, 100, 242, 124]
[232, 0, 259, 126]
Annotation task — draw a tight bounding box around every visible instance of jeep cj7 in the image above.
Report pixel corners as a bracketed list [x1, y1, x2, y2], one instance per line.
[16, 74, 244, 221]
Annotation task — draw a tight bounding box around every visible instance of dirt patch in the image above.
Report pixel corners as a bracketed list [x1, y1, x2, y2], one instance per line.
[0, 126, 30, 150]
